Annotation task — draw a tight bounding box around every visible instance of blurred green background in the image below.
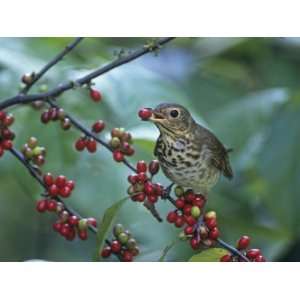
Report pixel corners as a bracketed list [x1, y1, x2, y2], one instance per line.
[0, 37, 299, 261]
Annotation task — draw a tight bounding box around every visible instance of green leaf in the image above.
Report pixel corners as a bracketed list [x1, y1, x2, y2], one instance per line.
[94, 196, 128, 261]
[159, 240, 178, 262]
[188, 248, 229, 262]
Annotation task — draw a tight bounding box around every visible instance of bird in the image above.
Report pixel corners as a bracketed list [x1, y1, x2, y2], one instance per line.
[148, 103, 233, 198]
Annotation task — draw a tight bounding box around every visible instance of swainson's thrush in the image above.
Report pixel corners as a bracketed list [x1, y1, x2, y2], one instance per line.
[148, 103, 233, 197]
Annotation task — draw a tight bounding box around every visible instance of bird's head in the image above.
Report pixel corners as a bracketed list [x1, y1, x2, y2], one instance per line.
[148, 103, 194, 136]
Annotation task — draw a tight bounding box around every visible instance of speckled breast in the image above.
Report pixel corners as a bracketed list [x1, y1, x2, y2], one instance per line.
[155, 134, 220, 193]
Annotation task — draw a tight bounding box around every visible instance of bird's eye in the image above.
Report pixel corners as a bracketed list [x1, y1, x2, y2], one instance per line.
[170, 109, 179, 118]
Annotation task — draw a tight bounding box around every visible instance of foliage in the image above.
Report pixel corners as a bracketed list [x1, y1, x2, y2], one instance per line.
[0, 37, 299, 261]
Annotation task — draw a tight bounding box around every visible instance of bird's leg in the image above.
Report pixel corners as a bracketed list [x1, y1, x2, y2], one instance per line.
[161, 183, 174, 199]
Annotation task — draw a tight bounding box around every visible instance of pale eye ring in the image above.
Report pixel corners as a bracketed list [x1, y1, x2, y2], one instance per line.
[170, 109, 179, 118]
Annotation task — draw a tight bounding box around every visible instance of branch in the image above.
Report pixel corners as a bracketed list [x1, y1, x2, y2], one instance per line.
[8, 147, 97, 234]
[0, 37, 175, 110]
[21, 37, 84, 94]
[217, 238, 250, 262]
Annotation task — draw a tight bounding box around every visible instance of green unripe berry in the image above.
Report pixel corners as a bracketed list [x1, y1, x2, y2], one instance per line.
[28, 137, 38, 149]
[131, 246, 139, 256]
[175, 186, 184, 197]
[118, 232, 129, 244]
[32, 146, 43, 156]
[127, 185, 135, 195]
[191, 206, 201, 218]
[78, 218, 88, 231]
[126, 238, 137, 250]
[24, 148, 33, 159]
[113, 224, 124, 237]
[110, 137, 121, 148]
[134, 183, 144, 192]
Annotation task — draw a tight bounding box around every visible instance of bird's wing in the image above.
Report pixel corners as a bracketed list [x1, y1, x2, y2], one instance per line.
[195, 125, 234, 179]
[154, 134, 162, 157]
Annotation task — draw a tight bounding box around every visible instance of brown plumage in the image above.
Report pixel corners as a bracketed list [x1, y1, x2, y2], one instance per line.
[149, 103, 233, 197]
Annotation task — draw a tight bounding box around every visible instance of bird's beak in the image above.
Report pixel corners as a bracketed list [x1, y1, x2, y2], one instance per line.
[148, 111, 165, 123]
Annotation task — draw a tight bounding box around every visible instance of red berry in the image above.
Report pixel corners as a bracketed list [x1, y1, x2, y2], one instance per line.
[205, 218, 217, 230]
[183, 204, 192, 216]
[52, 222, 62, 232]
[0, 146, 4, 157]
[184, 226, 194, 235]
[185, 215, 197, 226]
[254, 255, 266, 262]
[3, 114, 14, 126]
[148, 160, 160, 175]
[175, 197, 185, 209]
[1, 128, 14, 140]
[55, 175, 67, 188]
[66, 180, 75, 190]
[132, 192, 145, 202]
[78, 230, 88, 240]
[153, 183, 163, 196]
[237, 235, 251, 250]
[43, 172, 54, 186]
[138, 108, 152, 120]
[47, 199, 57, 211]
[113, 150, 124, 162]
[136, 160, 147, 173]
[59, 186, 71, 198]
[193, 195, 206, 208]
[246, 249, 261, 260]
[86, 138, 97, 153]
[167, 211, 177, 223]
[209, 227, 219, 240]
[101, 246, 112, 258]
[68, 215, 79, 226]
[36, 199, 48, 213]
[75, 138, 86, 151]
[41, 111, 50, 124]
[137, 172, 147, 183]
[220, 254, 232, 262]
[111, 240, 121, 253]
[0, 111, 6, 121]
[2, 139, 12, 150]
[87, 217, 97, 227]
[48, 184, 59, 197]
[128, 174, 138, 184]
[190, 238, 200, 250]
[185, 191, 196, 203]
[122, 250, 133, 262]
[60, 223, 71, 237]
[65, 228, 76, 241]
[90, 89, 102, 102]
[144, 181, 154, 195]
[92, 120, 105, 133]
[175, 215, 185, 227]
[147, 194, 158, 203]
[124, 146, 135, 156]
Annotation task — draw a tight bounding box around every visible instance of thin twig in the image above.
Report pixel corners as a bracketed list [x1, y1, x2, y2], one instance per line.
[0, 37, 175, 110]
[217, 238, 250, 262]
[21, 37, 84, 94]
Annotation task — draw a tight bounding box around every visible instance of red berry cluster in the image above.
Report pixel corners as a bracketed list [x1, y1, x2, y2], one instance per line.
[166, 187, 216, 250]
[74, 120, 105, 153]
[21, 137, 46, 166]
[41, 107, 71, 130]
[101, 224, 139, 262]
[0, 111, 15, 157]
[220, 236, 266, 262]
[138, 108, 153, 120]
[43, 172, 75, 198]
[89, 88, 102, 102]
[127, 160, 162, 203]
[36, 198, 96, 241]
[109, 128, 135, 162]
